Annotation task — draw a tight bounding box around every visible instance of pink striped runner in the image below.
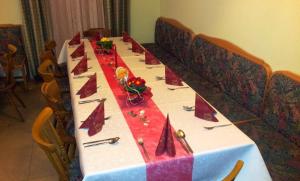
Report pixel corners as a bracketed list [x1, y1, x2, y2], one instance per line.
[91, 41, 194, 181]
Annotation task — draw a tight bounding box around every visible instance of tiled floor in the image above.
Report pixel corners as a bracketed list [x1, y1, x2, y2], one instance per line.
[0, 82, 58, 181]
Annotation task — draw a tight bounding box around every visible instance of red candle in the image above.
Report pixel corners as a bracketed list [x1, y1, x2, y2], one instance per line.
[114, 44, 118, 68]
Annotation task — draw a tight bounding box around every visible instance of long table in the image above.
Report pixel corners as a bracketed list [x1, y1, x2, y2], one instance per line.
[58, 37, 271, 181]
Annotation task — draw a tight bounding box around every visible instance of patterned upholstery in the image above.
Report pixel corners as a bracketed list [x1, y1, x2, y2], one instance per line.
[238, 120, 300, 180]
[154, 17, 194, 66]
[191, 34, 272, 116]
[262, 71, 300, 147]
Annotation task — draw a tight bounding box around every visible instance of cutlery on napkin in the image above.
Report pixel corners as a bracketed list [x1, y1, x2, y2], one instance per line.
[79, 99, 106, 136]
[71, 53, 88, 75]
[165, 66, 183, 86]
[145, 51, 160, 65]
[68, 32, 81, 46]
[70, 42, 85, 59]
[76, 73, 97, 99]
[155, 114, 176, 157]
[195, 94, 218, 122]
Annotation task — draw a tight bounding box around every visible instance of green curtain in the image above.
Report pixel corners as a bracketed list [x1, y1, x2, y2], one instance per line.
[20, 0, 52, 79]
[103, 0, 129, 36]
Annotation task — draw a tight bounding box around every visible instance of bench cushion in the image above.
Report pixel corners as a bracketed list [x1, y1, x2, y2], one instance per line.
[155, 17, 194, 64]
[191, 34, 272, 116]
[262, 71, 300, 147]
[238, 120, 300, 180]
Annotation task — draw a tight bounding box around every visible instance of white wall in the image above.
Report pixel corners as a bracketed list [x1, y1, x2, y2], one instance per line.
[0, 0, 23, 24]
[161, 0, 300, 74]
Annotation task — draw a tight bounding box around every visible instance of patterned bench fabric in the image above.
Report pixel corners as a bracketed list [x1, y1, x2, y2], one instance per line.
[191, 35, 271, 116]
[238, 120, 300, 180]
[263, 71, 300, 147]
[155, 17, 194, 65]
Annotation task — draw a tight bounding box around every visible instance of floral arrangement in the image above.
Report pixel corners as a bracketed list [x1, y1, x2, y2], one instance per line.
[96, 37, 113, 50]
[125, 77, 146, 94]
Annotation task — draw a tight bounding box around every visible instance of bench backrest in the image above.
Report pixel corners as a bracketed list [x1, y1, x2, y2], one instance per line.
[263, 71, 300, 147]
[155, 17, 194, 64]
[191, 34, 272, 115]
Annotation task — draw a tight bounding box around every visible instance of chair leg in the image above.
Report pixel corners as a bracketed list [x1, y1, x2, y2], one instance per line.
[7, 93, 25, 122]
[11, 90, 26, 108]
[22, 66, 28, 90]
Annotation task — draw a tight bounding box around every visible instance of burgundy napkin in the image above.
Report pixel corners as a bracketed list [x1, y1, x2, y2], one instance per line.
[71, 53, 87, 75]
[79, 101, 105, 136]
[71, 42, 85, 59]
[122, 32, 131, 42]
[145, 51, 160, 65]
[76, 73, 97, 99]
[132, 40, 144, 54]
[93, 32, 103, 41]
[165, 66, 183, 86]
[68, 32, 81, 46]
[155, 114, 176, 157]
[195, 94, 218, 122]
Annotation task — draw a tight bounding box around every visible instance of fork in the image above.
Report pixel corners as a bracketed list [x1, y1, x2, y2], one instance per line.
[183, 106, 195, 111]
[146, 66, 162, 69]
[73, 75, 93, 79]
[78, 98, 106, 104]
[155, 76, 165, 81]
[203, 124, 232, 130]
[167, 87, 189, 91]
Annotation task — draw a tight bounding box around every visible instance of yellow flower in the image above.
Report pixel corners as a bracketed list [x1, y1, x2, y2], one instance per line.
[100, 37, 109, 42]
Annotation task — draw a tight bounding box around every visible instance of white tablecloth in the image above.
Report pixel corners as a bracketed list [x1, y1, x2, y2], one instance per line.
[58, 38, 271, 181]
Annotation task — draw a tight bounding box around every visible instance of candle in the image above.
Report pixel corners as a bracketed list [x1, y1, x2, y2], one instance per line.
[114, 44, 118, 68]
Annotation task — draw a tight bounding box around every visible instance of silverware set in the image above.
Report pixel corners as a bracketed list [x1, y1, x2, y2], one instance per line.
[183, 106, 195, 111]
[175, 129, 193, 154]
[78, 98, 105, 104]
[203, 124, 232, 130]
[83, 137, 120, 148]
[167, 87, 189, 91]
[155, 76, 165, 81]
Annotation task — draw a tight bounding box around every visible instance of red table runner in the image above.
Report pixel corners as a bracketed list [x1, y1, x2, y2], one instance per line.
[91, 41, 194, 181]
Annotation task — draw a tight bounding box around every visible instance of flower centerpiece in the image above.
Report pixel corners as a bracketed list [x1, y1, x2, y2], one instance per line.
[96, 37, 113, 54]
[124, 77, 152, 104]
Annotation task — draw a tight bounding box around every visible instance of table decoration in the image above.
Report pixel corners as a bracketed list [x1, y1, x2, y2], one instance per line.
[80, 99, 106, 136]
[68, 32, 80, 46]
[165, 66, 183, 86]
[195, 94, 218, 122]
[96, 37, 113, 54]
[155, 115, 176, 157]
[76, 73, 97, 99]
[71, 53, 87, 75]
[145, 50, 160, 65]
[71, 42, 84, 59]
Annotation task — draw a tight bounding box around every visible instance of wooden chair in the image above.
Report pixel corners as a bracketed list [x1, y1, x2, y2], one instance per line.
[83, 28, 111, 39]
[44, 40, 57, 57]
[222, 160, 244, 181]
[0, 46, 26, 121]
[32, 107, 81, 181]
[8, 44, 28, 90]
[41, 80, 73, 135]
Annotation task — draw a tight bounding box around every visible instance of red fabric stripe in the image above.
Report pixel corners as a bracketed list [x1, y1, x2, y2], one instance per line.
[91, 41, 194, 181]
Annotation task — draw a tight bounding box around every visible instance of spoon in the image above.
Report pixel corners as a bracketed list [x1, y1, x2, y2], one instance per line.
[167, 87, 189, 91]
[175, 129, 193, 153]
[137, 138, 150, 161]
[203, 124, 232, 130]
[84, 137, 120, 148]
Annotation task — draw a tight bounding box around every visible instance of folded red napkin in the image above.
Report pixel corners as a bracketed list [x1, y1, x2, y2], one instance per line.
[122, 32, 131, 42]
[155, 114, 176, 157]
[71, 53, 87, 75]
[76, 73, 97, 99]
[71, 42, 85, 59]
[145, 51, 160, 65]
[68, 32, 81, 46]
[79, 101, 105, 136]
[165, 66, 183, 86]
[195, 94, 218, 122]
[132, 39, 144, 54]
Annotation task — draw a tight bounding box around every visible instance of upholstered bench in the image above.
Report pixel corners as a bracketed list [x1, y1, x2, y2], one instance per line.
[188, 34, 272, 122]
[142, 17, 195, 70]
[237, 71, 300, 180]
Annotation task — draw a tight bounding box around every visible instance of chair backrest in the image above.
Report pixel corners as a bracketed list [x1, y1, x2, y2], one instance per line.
[262, 71, 300, 147]
[154, 17, 195, 63]
[38, 59, 56, 82]
[32, 107, 70, 180]
[1, 45, 17, 85]
[222, 160, 244, 181]
[191, 34, 272, 116]
[41, 80, 63, 110]
[83, 28, 111, 38]
[44, 40, 57, 58]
